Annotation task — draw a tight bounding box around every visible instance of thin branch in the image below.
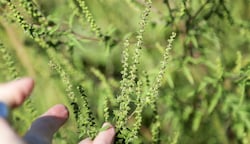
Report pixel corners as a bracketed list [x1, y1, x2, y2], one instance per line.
[192, 0, 212, 20]
[182, 0, 192, 18]
[71, 31, 100, 42]
[163, 0, 174, 20]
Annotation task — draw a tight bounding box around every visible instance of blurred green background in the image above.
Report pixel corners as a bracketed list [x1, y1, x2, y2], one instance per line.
[0, 0, 250, 143]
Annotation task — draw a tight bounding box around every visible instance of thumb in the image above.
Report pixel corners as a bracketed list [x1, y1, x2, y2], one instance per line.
[23, 104, 69, 144]
[93, 123, 115, 144]
[78, 123, 115, 144]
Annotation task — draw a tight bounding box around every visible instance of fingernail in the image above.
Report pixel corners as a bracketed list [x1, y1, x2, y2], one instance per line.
[59, 105, 69, 116]
[102, 123, 112, 128]
[45, 104, 69, 119]
[100, 123, 112, 132]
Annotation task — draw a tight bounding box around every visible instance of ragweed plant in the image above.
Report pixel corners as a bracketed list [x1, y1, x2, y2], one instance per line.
[0, 41, 37, 131]
[72, 0, 103, 38]
[49, 60, 98, 139]
[0, 41, 19, 80]
[1, 0, 250, 144]
[114, 0, 153, 142]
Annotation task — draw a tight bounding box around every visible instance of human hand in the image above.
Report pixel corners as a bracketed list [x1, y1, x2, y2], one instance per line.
[0, 78, 115, 144]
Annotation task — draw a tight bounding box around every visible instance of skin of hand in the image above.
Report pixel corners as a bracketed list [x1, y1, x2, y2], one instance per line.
[0, 77, 115, 144]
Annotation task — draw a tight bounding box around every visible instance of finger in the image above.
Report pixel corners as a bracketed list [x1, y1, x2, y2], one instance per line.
[0, 77, 34, 108]
[0, 118, 25, 144]
[93, 123, 115, 144]
[23, 104, 69, 144]
[78, 138, 93, 144]
[0, 78, 34, 144]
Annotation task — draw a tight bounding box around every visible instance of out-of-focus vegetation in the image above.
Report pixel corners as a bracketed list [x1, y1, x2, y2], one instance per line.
[0, 0, 250, 143]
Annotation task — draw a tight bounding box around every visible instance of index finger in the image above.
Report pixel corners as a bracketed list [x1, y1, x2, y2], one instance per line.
[0, 77, 34, 108]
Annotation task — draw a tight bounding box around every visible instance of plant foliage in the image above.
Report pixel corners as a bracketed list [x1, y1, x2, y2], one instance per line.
[0, 0, 250, 143]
